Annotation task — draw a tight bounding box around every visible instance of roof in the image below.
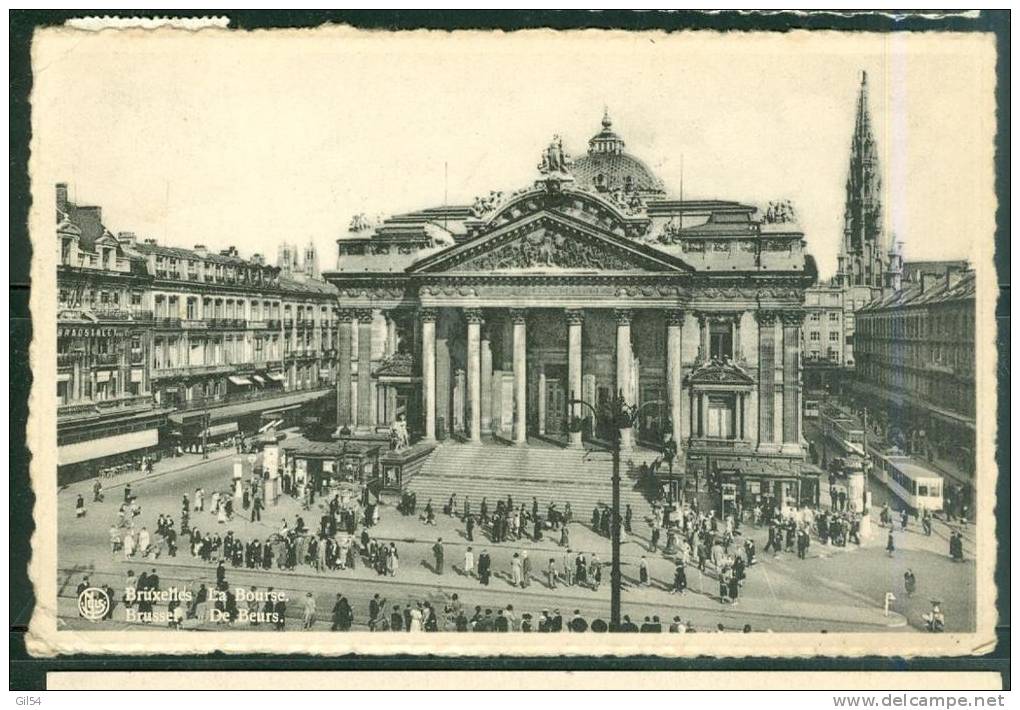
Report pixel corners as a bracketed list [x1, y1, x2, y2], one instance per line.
[132, 241, 255, 266]
[571, 151, 665, 194]
[859, 270, 974, 312]
[278, 275, 338, 296]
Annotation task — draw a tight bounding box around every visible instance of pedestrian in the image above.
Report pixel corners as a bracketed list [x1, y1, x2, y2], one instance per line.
[302, 592, 316, 629]
[93, 479, 103, 503]
[466, 514, 475, 541]
[560, 523, 570, 548]
[75, 494, 86, 518]
[904, 569, 917, 597]
[639, 556, 649, 586]
[900, 509, 909, 532]
[547, 557, 558, 589]
[886, 530, 895, 557]
[251, 494, 262, 522]
[671, 560, 687, 595]
[511, 553, 522, 587]
[478, 549, 491, 586]
[521, 550, 532, 588]
[432, 538, 445, 575]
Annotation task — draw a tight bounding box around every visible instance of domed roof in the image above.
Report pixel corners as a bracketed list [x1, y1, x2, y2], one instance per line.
[570, 111, 665, 195]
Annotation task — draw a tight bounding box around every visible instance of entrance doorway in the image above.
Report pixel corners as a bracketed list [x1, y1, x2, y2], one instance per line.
[545, 375, 566, 435]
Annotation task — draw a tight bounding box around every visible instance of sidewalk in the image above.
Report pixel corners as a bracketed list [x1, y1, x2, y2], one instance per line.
[61, 448, 236, 496]
[61, 556, 908, 631]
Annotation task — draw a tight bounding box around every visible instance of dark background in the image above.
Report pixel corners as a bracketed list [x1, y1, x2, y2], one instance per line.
[9, 8, 1011, 691]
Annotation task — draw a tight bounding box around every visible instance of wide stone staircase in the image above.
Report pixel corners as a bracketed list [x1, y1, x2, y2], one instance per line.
[406, 441, 658, 521]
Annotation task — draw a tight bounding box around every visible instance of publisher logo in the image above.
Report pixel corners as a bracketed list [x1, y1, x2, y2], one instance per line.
[77, 587, 110, 621]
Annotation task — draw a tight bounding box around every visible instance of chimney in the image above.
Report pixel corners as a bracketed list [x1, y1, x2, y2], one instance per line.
[144, 238, 158, 245]
[193, 244, 208, 257]
[118, 231, 137, 245]
[920, 272, 937, 293]
[56, 183, 68, 212]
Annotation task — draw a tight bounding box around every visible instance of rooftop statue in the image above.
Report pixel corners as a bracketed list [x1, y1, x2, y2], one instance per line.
[538, 135, 572, 176]
[763, 199, 798, 224]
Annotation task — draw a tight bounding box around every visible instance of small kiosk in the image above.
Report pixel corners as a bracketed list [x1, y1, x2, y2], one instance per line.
[280, 437, 382, 499]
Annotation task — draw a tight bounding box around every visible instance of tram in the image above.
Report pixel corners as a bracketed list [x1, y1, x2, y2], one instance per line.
[871, 453, 943, 513]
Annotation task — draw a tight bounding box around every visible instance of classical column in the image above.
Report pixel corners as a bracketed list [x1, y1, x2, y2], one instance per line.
[698, 313, 710, 361]
[386, 313, 398, 357]
[511, 308, 528, 445]
[615, 308, 634, 450]
[782, 311, 804, 449]
[480, 327, 493, 433]
[666, 310, 684, 452]
[356, 309, 374, 430]
[420, 308, 438, 441]
[464, 309, 483, 442]
[566, 309, 584, 449]
[537, 366, 547, 436]
[755, 310, 777, 449]
[336, 308, 355, 430]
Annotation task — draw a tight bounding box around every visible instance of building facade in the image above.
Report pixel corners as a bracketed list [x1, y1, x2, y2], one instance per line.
[851, 266, 975, 515]
[57, 184, 165, 482]
[325, 114, 821, 511]
[56, 183, 341, 481]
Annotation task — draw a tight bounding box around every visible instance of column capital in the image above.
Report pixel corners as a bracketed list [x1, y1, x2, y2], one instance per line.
[754, 309, 780, 325]
[780, 310, 806, 327]
[354, 308, 374, 322]
[420, 307, 439, 323]
[509, 308, 528, 325]
[464, 308, 485, 325]
[614, 308, 634, 326]
[338, 308, 356, 323]
[565, 308, 585, 326]
[666, 309, 686, 327]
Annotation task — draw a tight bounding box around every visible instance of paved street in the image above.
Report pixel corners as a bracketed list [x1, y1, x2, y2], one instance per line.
[58, 442, 976, 634]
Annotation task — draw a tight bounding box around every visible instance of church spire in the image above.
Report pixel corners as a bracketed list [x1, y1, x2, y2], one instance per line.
[837, 70, 885, 290]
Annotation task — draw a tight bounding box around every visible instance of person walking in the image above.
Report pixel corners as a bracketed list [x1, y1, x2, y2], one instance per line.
[547, 558, 558, 589]
[511, 553, 523, 587]
[886, 530, 895, 558]
[463, 546, 475, 578]
[521, 550, 532, 589]
[639, 556, 650, 586]
[251, 494, 263, 522]
[904, 569, 917, 597]
[478, 549, 491, 586]
[432, 538, 445, 575]
[670, 560, 687, 595]
[302, 592, 316, 630]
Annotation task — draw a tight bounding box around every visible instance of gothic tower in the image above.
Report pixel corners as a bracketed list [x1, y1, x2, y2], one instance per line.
[836, 71, 887, 293]
[303, 241, 319, 279]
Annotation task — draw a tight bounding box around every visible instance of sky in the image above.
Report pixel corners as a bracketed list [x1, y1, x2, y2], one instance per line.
[32, 27, 997, 279]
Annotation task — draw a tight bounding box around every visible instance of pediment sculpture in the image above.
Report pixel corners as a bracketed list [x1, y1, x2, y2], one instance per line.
[450, 227, 637, 272]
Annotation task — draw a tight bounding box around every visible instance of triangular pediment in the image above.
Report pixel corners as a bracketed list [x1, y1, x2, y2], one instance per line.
[686, 358, 755, 386]
[409, 211, 691, 274]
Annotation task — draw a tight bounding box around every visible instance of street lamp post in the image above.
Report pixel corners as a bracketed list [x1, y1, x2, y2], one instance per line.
[569, 390, 660, 631]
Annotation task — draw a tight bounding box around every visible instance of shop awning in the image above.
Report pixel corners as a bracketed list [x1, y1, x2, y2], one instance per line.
[267, 372, 287, 382]
[228, 375, 252, 386]
[252, 374, 266, 385]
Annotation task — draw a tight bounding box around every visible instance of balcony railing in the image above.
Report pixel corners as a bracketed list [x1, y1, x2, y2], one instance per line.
[154, 317, 181, 328]
[266, 319, 282, 329]
[57, 352, 83, 366]
[58, 394, 155, 419]
[208, 318, 247, 329]
[152, 363, 236, 379]
[94, 352, 121, 366]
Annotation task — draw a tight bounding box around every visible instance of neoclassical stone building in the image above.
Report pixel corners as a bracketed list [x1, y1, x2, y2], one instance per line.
[325, 114, 820, 510]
